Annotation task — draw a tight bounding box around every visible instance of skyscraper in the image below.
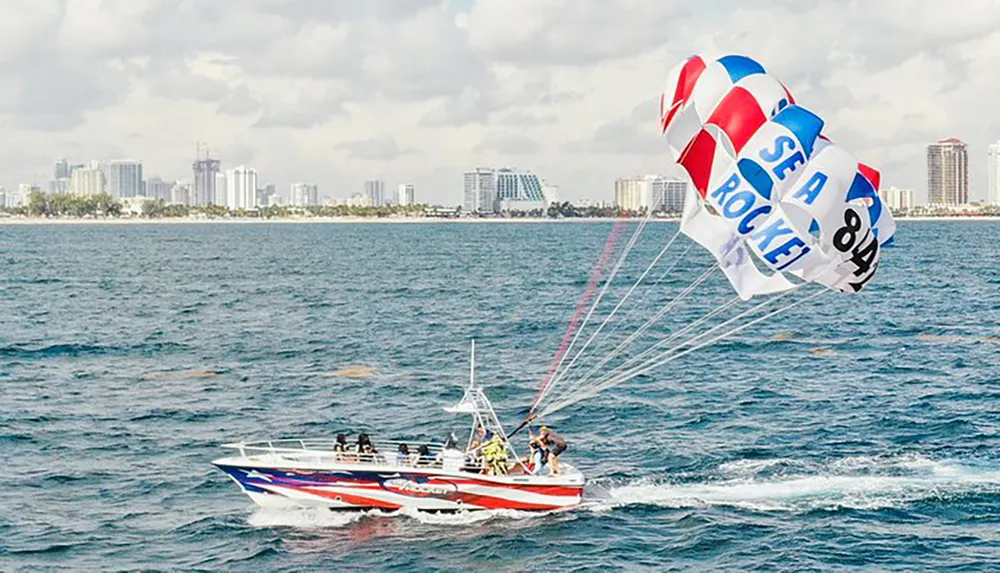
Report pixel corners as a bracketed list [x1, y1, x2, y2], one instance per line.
[225, 166, 258, 209]
[364, 180, 385, 207]
[215, 173, 227, 205]
[105, 160, 143, 198]
[988, 141, 1000, 205]
[192, 156, 221, 206]
[614, 177, 645, 211]
[54, 159, 69, 180]
[661, 179, 688, 213]
[927, 138, 969, 205]
[290, 183, 319, 206]
[145, 177, 174, 202]
[70, 165, 106, 196]
[257, 183, 276, 207]
[463, 168, 495, 213]
[397, 184, 415, 206]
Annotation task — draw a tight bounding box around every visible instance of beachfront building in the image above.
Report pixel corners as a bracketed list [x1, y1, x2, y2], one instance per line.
[614, 177, 645, 211]
[225, 166, 258, 210]
[104, 160, 143, 198]
[494, 169, 548, 212]
[290, 183, 319, 207]
[170, 182, 192, 206]
[145, 177, 174, 202]
[614, 175, 686, 212]
[463, 168, 495, 214]
[364, 180, 385, 207]
[70, 164, 106, 197]
[463, 167, 552, 213]
[927, 138, 969, 205]
[397, 184, 415, 206]
[192, 156, 221, 206]
[988, 141, 1000, 205]
[878, 186, 916, 213]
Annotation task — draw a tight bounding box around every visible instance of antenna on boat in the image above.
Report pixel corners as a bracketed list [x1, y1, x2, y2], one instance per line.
[469, 338, 476, 389]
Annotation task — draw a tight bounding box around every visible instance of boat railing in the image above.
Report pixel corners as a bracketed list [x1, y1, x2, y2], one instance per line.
[222, 438, 453, 468]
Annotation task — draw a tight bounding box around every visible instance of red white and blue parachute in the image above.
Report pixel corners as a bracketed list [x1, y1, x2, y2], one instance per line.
[522, 53, 897, 423]
[662, 53, 895, 300]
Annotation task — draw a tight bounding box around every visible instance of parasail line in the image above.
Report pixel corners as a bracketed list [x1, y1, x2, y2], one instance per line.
[538, 260, 720, 410]
[538, 286, 824, 418]
[530, 218, 624, 412]
[533, 206, 659, 414]
[534, 227, 683, 407]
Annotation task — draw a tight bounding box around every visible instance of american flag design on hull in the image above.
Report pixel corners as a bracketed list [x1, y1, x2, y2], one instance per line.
[215, 464, 584, 512]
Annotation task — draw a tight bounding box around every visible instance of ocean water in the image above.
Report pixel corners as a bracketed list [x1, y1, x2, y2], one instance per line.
[1, 220, 999, 572]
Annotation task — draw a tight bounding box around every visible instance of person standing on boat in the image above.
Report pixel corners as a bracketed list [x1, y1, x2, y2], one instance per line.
[536, 426, 566, 475]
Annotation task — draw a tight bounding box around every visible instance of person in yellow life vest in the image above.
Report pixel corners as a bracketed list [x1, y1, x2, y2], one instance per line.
[480, 432, 508, 475]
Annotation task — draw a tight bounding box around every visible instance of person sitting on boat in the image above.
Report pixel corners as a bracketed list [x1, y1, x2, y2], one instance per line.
[396, 443, 412, 466]
[414, 444, 434, 466]
[480, 433, 509, 475]
[437, 433, 465, 471]
[525, 436, 548, 475]
[537, 426, 567, 475]
[355, 433, 377, 462]
[334, 433, 356, 462]
[465, 438, 483, 472]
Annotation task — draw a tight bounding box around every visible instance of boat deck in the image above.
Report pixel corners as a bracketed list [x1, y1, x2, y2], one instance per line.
[219, 437, 581, 480]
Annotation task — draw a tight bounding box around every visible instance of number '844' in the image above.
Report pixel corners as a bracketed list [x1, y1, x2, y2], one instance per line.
[832, 208, 879, 292]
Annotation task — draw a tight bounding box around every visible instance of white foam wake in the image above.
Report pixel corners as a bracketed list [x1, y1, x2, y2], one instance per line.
[589, 455, 1000, 513]
[247, 504, 558, 530]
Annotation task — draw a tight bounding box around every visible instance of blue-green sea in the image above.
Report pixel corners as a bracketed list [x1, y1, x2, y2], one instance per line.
[1, 220, 999, 571]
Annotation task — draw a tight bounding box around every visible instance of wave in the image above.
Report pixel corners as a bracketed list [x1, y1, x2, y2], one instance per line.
[0, 341, 189, 359]
[586, 455, 1000, 513]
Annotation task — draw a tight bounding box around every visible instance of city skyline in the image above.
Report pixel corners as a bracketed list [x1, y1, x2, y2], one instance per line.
[2, 2, 1000, 205]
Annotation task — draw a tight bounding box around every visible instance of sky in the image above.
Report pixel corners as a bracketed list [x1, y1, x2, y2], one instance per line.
[2, 0, 1000, 205]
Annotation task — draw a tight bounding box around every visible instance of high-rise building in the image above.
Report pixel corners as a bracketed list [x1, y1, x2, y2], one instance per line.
[364, 180, 385, 207]
[145, 177, 174, 202]
[54, 159, 69, 180]
[614, 177, 645, 211]
[878, 186, 916, 212]
[192, 157, 221, 206]
[927, 138, 969, 205]
[495, 168, 548, 211]
[171, 182, 192, 206]
[0, 187, 6, 209]
[290, 183, 319, 206]
[255, 183, 277, 207]
[614, 174, 681, 212]
[463, 168, 495, 213]
[49, 178, 70, 194]
[104, 160, 143, 198]
[70, 165, 106, 196]
[988, 141, 1000, 205]
[397, 184, 415, 206]
[215, 173, 227, 205]
[225, 166, 258, 210]
[661, 179, 688, 213]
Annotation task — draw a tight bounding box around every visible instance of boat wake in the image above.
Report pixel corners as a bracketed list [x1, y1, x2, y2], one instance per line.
[587, 455, 1000, 513]
[245, 456, 1000, 529]
[247, 505, 559, 529]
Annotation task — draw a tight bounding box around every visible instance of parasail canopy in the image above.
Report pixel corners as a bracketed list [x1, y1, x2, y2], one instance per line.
[522, 52, 896, 425]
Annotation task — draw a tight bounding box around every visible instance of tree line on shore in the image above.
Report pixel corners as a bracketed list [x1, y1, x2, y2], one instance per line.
[6, 191, 995, 219]
[1, 191, 661, 219]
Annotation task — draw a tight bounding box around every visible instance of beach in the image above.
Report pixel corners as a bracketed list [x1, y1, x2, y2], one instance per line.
[1, 215, 997, 225]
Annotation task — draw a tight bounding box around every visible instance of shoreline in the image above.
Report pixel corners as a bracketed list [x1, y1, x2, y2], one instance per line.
[1, 215, 997, 225]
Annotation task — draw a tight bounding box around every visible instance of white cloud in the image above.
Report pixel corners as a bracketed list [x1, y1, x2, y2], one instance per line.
[0, 0, 997, 204]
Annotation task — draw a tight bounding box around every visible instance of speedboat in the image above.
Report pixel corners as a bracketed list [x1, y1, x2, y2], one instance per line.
[212, 342, 585, 512]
